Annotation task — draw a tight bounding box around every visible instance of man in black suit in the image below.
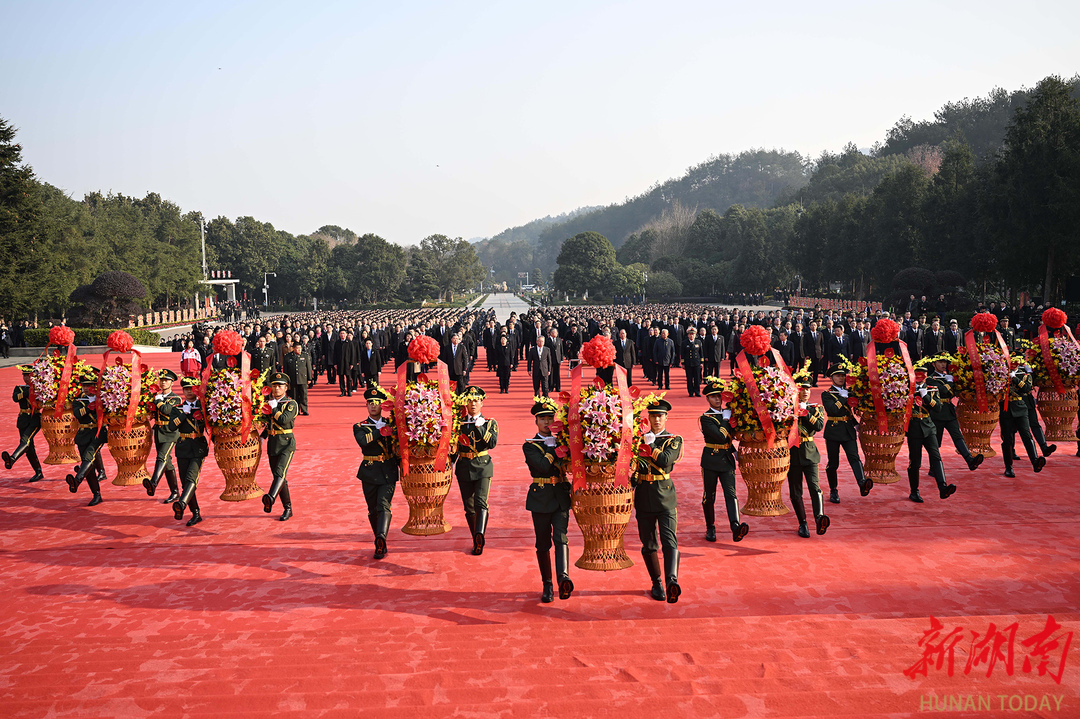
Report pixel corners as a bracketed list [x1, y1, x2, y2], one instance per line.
[804, 321, 825, 384]
[773, 330, 796, 367]
[444, 333, 469, 394]
[360, 337, 384, 388]
[943, 319, 961, 353]
[849, 321, 869, 360]
[703, 325, 725, 378]
[905, 320, 924, 363]
[333, 329, 358, 397]
[922, 319, 944, 357]
[614, 329, 637, 386]
[546, 328, 564, 392]
[528, 336, 554, 397]
[824, 325, 850, 367]
[653, 329, 675, 390]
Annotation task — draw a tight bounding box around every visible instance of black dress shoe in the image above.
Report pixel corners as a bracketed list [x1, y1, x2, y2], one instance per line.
[705, 526, 716, 542]
[967, 454, 984, 471]
[798, 523, 810, 538]
[1033, 456, 1046, 473]
[65, 474, 79, 493]
[732, 523, 749, 542]
[860, 479, 873, 497]
[665, 579, 681, 604]
[186, 514, 203, 527]
[909, 491, 924, 503]
[472, 532, 485, 556]
[541, 582, 555, 603]
[87, 494, 103, 507]
[142, 478, 156, 496]
[1004, 467, 1016, 478]
[373, 536, 387, 560]
[2, 452, 12, 470]
[262, 494, 274, 513]
[558, 577, 574, 600]
[162, 492, 179, 504]
[279, 507, 293, 522]
[29, 471, 43, 483]
[939, 484, 957, 499]
[650, 581, 666, 601]
[815, 515, 830, 535]
[829, 489, 840, 504]
[173, 501, 186, 520]
[1045, 444, 1057, 457]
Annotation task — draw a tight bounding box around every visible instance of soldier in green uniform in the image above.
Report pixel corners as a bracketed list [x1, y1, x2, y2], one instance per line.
[353, 385, 398, 559]
[821, 365, 872, 503]
[261, 372, 297, 521]
[1000, 363, 1047, 477]
[634, 399, 682, 604]
[65, 371, 108, 506]
[522, 398, 573, 603]
[283, 342, 313, 416]
[2, 365, 44, 482]
[455, 385, 499, 555]
[787, 375, 830, 538]
[1025, 385, 1057, 461]
[906, 364, 957, 502]
[927, 356, 984, 471]
[250, 335, 276, 376]
[698, 377, 748, 543]
[143, 369, 183, 503]
[171, 377, 209, 527]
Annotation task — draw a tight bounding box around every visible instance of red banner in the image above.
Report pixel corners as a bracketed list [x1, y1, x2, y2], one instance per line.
[736, 350, 779, 448]
[766, 347, 801, 449]
[435, 360, 453, 472]
[239, 351, 252, 441]
[1039, 325, 1080, 394]
[866, 342, 887, 433]
[568, 363, 586, 491]
[994, 330, 1011, 411]
[96, 349, 144, 432]
[899, 342, 916, 432]
[964, 330, 989, 413]
[395, 362, 410, 476]
[613, 364, 634, 489]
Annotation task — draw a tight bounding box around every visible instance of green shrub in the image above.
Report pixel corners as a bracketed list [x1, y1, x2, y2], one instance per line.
[24, 328, 162, 347]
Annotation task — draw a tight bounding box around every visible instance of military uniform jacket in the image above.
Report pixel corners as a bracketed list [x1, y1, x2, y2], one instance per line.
[682, 337, 703, 366]
[822, 388, 859, 442]
[353, 418, 398, 485]
[153, 393, 182, 442]
[698, 410, 735, 472]
[73, 395, 107, 447]
[283, 352, 313, 386]
[522, 436, 571, 514]
[13, 385, 40, 432]
[907, 387, 940, 438]
[1001, 373, 1032, 418]
[265, 398, 298, 456]
[171, 398, 209, 459]
[791, 404, 825, 466]
[455, 417, 499, 479]
[633, 432, 682, 514]
[251, 347, 276, 374]
[927, 372, 959, 423]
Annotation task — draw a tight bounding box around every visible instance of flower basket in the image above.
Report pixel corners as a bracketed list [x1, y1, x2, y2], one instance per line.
[1036, 389, 1079, 442]
[857, 413, 907, 484]
[571, 460, 635, 570]
[212, 426, 264, 501]
[956, 395, 999, 459]
[39, 403, 79, 465]
[106, 417, 153, 486]
[399, 444, 453, 536]
[734, 430, 791, 516]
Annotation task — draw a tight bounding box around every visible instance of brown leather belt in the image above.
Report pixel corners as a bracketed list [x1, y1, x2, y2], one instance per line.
[704, 443, 731, 450]
[179, 432, 201, 439]
[531, 477, 560, 485]
[363, 454, 386, 462]
[270, 428, 293, 435]
[19, 409, 33, 415]
[827, 417, 851, 422]
[458, 450, 488, 459]
[637, 472, 669, 482]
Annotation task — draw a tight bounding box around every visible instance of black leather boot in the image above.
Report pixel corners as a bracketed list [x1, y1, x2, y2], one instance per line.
[1002, 444, 1015, 477]
[908, 467, 923, 503]
[27, 448, 43, 482]
[161, 467, 180, 504]
[278, 482, 292, 521]
[537, 550, 554, 603]
[931, 459, 956, 499]
[465, 512, 476, 537]
[3, 436, 31, 468]
[373, 511, 390, 559]
[798, 523, 810, 538]
[66, 457, 96, 494]
[829, 488, 840, 504]
[967, 453, 984, 471]
[186, 500, 203, 527]
[472, 508, 488, 556]
[262, 475, 286, 513]
[731, 521, 749, 542]
[144, 455, 168, 496]
[555, 544, 574, 600]
[702, 495, 716, 542]
[642, 550, 665, 601]
[663, 547, 681, 604]
[86, 472, 103, 506]
[173, 482, 197, 520]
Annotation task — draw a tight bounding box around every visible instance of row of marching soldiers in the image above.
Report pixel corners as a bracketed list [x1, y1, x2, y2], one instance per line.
[3, 365, 299, 527]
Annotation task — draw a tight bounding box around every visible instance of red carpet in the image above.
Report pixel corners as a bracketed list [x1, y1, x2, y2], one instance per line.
[1, 355, 1077, 718]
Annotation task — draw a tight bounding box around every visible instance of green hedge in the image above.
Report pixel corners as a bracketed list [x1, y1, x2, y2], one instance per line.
[24, 328, 163, 347]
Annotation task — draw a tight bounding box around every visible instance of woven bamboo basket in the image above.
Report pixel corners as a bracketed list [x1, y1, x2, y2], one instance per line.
[956, 395, 999, 459]
[571, 461, 635, 571]
[212, 426, 265, 501]
[106, 417, 152, 486]
[40, 404, 80, 465]
[399, 445, 452, 536]
[1036, 388, 1078, 442]
[858, 413, 907, 484]
[735, 431, 791, 516]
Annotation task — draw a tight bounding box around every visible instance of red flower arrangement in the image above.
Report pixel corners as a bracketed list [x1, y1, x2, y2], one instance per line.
[379, 426, 392, 437]
[740, 325, 772, 356]
[212, 330, 245, 356]
[408, 335, 441, 364]
[1043, 307, 1068, 330]
[249, 369, 260, 380]
[971, 313, 998, 333]
[871, 318, 900, 343]
[49, 326, 75, 346]
[581, 335, 616, 368]
[106, 330, 134, 353]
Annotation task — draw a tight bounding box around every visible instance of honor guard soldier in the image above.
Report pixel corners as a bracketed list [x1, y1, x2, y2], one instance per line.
[65, 370, 108, 506]
[634, 399, 682, 603]
[906, 362, 957, 502]
[353, 385, 398, 559]
[143, 369, 183, 503]
[3, 365, 44, 482]
[788, 373, 830, 538]
[171, 377, 209, 526]
[455, 385, 498, 555]
[699, 377, 748, 543]
[283, 342, 313, 416]
[682, 327, 704, 397]
[926, 356, 984, 471]
[261, 372, 297, 521]
[1000, 363, 1047, 477]
[1024, 385, 1057, 461]
[822, 364, 872, 503]
[523, 398, 573, 603]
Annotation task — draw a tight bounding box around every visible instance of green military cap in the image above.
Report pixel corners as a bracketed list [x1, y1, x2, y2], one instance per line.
[530, 399, 557, 417]
[648, 398, 672, 414]
[79, 368, 100, 384]
[181, 377, 201, 388]
[17, 364, 35, 374]
[795, 377, 813, 388]
[703, 377, 726, 396]
[269, 371, 289, 386]
[159, 369, 179, 381]
[460, 385, 486, 399]
[827, 364, 848, 377]
[364, 385, 389, 401]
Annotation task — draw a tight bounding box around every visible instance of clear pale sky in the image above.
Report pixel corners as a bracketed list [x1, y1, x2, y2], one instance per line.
[3, 1, 1078, 244]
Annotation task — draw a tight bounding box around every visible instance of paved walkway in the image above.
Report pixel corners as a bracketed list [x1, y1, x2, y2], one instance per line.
[488, 293, 533, 323]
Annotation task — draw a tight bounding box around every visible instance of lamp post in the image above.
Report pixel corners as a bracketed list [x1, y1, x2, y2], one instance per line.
[263, 272, 276, 307]
[641, 270, 648, 304]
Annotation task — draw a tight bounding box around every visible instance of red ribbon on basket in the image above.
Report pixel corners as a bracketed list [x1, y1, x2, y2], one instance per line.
[769, 347, 801, 449]
[568, 363, 587, 491]
[613, 363, 634, 489]
[899, 342, 916, 432]
[41, 343, 77, 417]
[866, 342, 887, 433]
[395, 361, 410, 476]
[95, 349, 143, 432]
[965, 330, 1011, 412]
[735, 349, 798, 449]
[435, 360, 453, 472]
[239, 351, 252, 441]
[1038, 325, 1080, 394]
